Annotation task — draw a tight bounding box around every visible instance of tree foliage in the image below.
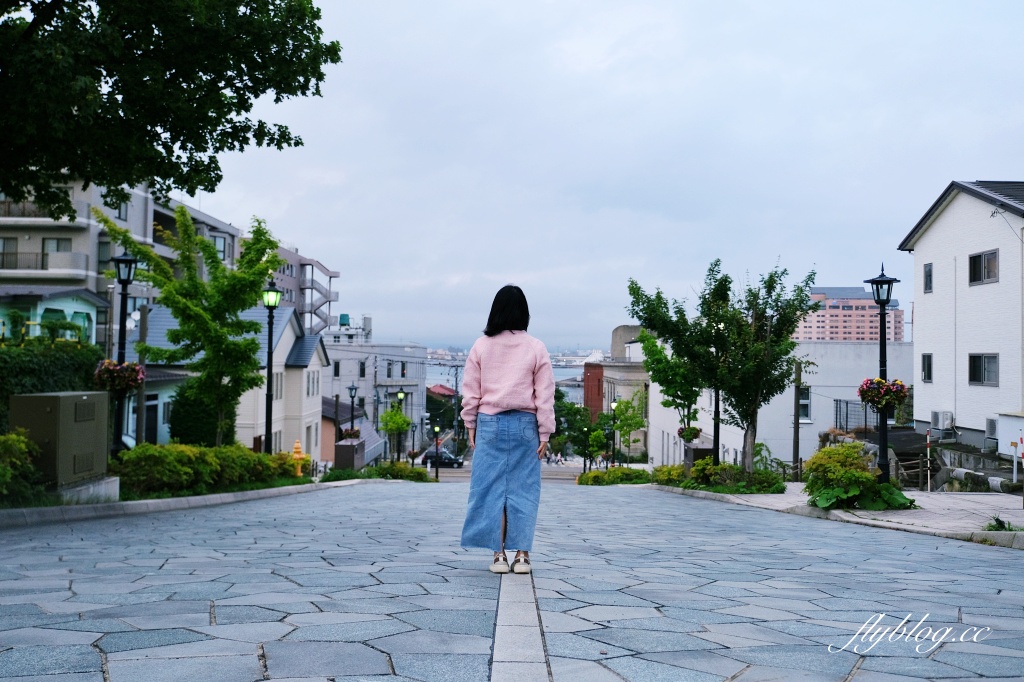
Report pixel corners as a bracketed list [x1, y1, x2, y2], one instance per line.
[720, 264, 817, 471]
[552, 388, 593, 468]
[99, 205, 283, 446]
[0, 1, 342, 219]
[380, 403, 412, 456]
[0, 337, 104, 433]
[169, 378, 237, 448]
[627, 282, 703, 430]
[612, 388, 647, 459]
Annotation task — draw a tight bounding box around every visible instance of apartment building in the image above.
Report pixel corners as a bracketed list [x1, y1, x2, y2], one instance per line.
[271, 242, 339, 335]
[793, 287, 905, 342]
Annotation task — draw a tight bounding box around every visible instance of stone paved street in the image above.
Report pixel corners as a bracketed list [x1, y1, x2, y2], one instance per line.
[1, 481, 1023, 681]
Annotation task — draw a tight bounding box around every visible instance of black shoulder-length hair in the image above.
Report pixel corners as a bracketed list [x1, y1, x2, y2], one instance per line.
[483, 285, 530, 337]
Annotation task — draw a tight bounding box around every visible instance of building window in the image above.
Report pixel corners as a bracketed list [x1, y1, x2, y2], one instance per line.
[116, 202, 128, 221]
[359, 360, 366, 378]
[333, 361, 340, 378]
[357, 397, 365, 412]
[387, 360, 393, 379]
[211, 235, 227, 261]
[921, 353, 932, 383]
[923, 263, 932, 293]
[798, 386, 811, 420]
[968, 250, 998, 285]
[162, 402, 172, 425]
[42, 238, 71, 253]
[273, 371, 284, 400]
[126, 296, 148, 313]
[272, 430, 282, 453]
[401, 361, 407, 378]
[968, 354, 998, 386]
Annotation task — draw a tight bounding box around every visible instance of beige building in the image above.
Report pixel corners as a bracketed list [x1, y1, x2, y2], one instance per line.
[793, 287, 904, 343]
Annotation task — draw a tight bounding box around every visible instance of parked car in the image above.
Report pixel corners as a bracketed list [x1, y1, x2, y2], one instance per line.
[423, 451, 464, 468]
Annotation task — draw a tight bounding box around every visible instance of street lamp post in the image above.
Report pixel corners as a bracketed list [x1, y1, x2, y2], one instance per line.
[347, 382, 359, 431]
[396, 390, 406, 461]
[865, 265, 899, 484]
[111, 251, 137, 456]
[411, 423, 418, 465]
[262, 279, 282, 454]
[433, 424, 441, 481]
[582, 426, 589, 473]
[610, 401, 618, 468]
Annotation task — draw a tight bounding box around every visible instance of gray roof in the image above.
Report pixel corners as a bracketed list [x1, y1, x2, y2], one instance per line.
[321, 396, 366, 422]
[0, 285, 110, 309]
[125, 304, 326, 369]
[812, 287, 900, 308]
[900, 180, 1024, 251]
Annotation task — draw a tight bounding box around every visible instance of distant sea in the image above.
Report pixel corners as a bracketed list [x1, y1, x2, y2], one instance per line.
[423, 364, 585, 401]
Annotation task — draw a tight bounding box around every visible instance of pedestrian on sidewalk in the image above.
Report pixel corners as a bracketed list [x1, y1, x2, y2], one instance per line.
[460, 285, 555, 575]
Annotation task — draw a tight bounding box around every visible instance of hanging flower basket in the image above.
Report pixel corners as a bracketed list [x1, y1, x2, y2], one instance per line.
[94, 360, 145, 393]
[677, 426, 701, 442]
[857, 377, 909, 411]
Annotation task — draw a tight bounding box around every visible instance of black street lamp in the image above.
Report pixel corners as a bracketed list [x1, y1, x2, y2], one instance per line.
[347, 382, 359, 431]
[433, 424, 441, 481]
[582, 426, 589, 473]
[610, 400, 618, 469]
[865, 264, 899, 484]
[262, 278, 282, 454]
[411, 423, 418, 465]
[111, 250, 137, 456]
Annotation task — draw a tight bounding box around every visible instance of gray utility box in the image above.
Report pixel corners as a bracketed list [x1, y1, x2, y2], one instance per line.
[9, 391, 109, 488]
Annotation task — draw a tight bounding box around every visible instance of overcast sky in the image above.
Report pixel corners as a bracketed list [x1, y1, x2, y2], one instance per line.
[198, 1, 1024, 351]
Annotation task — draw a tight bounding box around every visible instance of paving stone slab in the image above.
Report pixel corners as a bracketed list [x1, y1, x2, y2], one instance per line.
[0, 644, 101, 676]
[285, 618, 414, 641]
[932, 650, 1024, 677]
[602, 655, 724, 682]
[390, 653, 491, 682]
[106, 654, 263, 682]
[396, 609, 496, 636]
[544, 632, 634, 659]
[264, 641, 391, 677]
[369, 628, 492, 654]
[96, 627, 211, 653]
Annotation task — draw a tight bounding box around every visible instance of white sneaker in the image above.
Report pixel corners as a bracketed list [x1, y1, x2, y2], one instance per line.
[489, 551, 510, 574]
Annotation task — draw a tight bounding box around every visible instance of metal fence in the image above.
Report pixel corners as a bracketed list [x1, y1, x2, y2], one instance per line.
[834, 399, 879, 433]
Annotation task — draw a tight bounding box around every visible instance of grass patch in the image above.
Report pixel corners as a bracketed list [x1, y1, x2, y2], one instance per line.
[984, 515, 1024, 532]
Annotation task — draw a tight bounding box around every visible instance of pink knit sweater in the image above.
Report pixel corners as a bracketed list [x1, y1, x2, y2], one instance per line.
[460, 331, 556, 440]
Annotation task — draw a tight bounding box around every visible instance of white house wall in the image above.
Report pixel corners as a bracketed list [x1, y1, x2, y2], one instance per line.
[646, 341, 913, 467]
[910, 191, 1023, 444]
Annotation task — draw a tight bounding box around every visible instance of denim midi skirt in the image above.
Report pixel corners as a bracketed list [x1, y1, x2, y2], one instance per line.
[461, 411, 541, 552]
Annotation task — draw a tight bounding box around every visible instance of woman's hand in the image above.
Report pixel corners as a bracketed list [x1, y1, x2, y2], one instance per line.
[537, 440, 548, 459]
[468, 428, 476, 449]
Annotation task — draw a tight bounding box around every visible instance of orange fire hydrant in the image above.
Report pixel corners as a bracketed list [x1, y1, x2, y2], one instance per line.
[292, 440, 304, 476]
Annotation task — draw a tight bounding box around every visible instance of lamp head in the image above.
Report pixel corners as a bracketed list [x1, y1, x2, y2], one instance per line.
[347, 382, 358, 399]
[262, 278, 283, 310]
[112, 251, 138, 285]
[865, 264, 899, 307]
[433, 425, 440, 434]
[610, 401, 618, 410]
[397, 390, 405, 401]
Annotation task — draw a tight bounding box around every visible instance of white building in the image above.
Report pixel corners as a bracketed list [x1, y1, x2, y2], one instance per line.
[898, 180, 1024, 452]
[321, 316, 429, 456]
[646, 341, 913, 468]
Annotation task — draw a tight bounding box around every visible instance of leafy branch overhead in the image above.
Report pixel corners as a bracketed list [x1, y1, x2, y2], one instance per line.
[0, 1, 342, 219]
[96, 205, 283, 446]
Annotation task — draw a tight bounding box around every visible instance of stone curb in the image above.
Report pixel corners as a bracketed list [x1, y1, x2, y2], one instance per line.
[647, 484, 1023, 549]
[0, 478, 403, 530]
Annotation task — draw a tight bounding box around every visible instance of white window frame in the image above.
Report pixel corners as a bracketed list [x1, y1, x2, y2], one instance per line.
[923, 262, 933, 293]
[798, 386, 811, 421]
[921, 353, 933, 383]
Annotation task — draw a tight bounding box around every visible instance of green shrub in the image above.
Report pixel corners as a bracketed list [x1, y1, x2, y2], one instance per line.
[320, 467, 365, 482]
[0, 338, 104, 433]
[374, 461, 431, 482]
[690, 457, 716, 485]
[0, 430, 46, 507]
[603, 467, 651, 484]
[652, 464, 687, 486]
[115, 443, 312, 498]
[168, 379, 236, 447]
[804, 443, 915, 510]
[577, 470, 606, 485]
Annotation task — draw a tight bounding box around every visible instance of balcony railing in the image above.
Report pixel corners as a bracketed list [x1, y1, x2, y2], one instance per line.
[0, 199, 92, 222]
[0, 251, 89, 272]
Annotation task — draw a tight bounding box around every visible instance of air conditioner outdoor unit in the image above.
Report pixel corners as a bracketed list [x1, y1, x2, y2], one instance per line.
[985, 419, 998, 439]
[930, 411, 954, 430]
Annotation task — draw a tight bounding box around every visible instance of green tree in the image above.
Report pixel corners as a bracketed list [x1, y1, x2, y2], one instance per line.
[0, 1, 342, 219]
[612, 388, 647, 462]
[721, 265, 817, 471]
[99, 205, 283, 446]
[552, 388, 592, 468]
[627, 279, 706, 455]
[168, 378, 237, 448]
[380, 404, 412, 460]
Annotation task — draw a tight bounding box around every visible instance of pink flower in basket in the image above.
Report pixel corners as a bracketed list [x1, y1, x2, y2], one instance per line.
[94, 359, 146, 393]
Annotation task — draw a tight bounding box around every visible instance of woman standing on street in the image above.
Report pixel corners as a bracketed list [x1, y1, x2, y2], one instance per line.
[460, 285, 555, 574]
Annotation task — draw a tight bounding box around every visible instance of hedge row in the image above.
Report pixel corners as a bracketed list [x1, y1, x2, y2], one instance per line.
[320, 461, 433, 483]
[114, 443, 311, 498]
